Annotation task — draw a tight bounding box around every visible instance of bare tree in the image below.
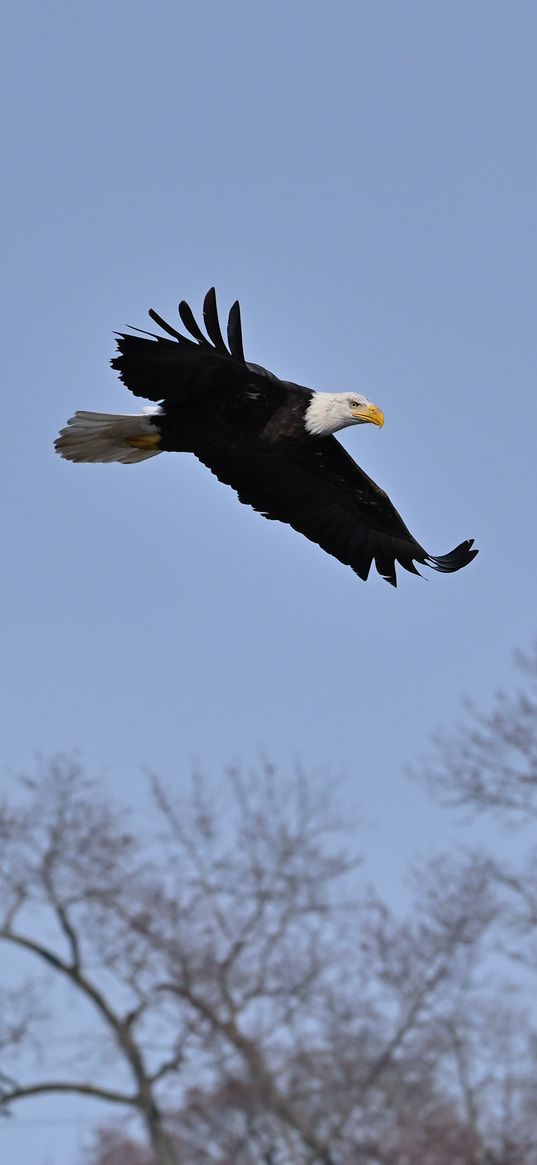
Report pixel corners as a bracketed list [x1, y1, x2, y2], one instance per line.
[85, 1001, 537, 1165]
[83, 1127, 154, 1165]
[0, 758, 357, 1164]
[0, 759, 181, 1165]
[413, 640, 537, 983]
[412, 642, 537, 823]
[0, 758, 535, 1165]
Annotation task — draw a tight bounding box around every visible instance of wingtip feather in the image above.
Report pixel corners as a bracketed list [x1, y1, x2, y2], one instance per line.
[203, 288, 227, 352]
[426, 539, 478, 574]
[227, 300, 245, 362]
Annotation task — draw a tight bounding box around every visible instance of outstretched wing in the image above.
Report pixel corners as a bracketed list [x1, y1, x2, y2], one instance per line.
[195, 435, 477, 587]
[111, 288, 253, 402]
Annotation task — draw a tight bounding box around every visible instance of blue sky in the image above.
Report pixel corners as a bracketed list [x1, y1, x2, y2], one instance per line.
[1, 1, 537, 1160]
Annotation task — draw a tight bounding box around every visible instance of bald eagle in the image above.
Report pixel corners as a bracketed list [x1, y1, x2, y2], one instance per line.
[55, 289, 477, 587]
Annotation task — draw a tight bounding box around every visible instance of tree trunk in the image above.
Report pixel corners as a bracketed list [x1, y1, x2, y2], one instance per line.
[144, 1104, 180, 1165]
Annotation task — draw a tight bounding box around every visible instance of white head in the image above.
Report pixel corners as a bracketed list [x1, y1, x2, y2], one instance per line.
[304, 391, 385, 438]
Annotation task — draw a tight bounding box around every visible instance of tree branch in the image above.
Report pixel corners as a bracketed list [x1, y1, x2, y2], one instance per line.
[0, 1080, 137, 1109]
[156, 980, 335, 1165]
[0, 929, 153, 1108]
[149, 1051, 183, 1086]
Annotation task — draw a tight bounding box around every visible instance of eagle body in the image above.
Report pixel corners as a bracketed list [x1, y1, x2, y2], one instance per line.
[158, 379, 311, 453]
[55, 289, 477, 587]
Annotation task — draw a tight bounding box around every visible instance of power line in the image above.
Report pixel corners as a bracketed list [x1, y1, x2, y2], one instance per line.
[2, 1116, 101, 1127]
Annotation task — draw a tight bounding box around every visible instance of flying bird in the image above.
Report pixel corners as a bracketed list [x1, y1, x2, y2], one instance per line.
[55, 289, 477, 587]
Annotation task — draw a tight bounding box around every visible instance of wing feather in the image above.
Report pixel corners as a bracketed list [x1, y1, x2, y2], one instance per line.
[202, 288, 227, 352]
[147, 309, 186, 342]
[194, 436, 477, 586]
[111, 291, 251, 402]
[178, 299, 211, 345]
[227, 300, 245, 362]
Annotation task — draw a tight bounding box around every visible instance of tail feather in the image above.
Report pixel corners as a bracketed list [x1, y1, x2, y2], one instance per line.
[55, 410, 162, 464]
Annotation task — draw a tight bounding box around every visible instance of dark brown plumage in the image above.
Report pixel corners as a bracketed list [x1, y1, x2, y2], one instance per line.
[56, 289, 478, 587]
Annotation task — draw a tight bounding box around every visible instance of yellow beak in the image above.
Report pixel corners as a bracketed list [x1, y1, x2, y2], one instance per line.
[351, 402, 384, 427]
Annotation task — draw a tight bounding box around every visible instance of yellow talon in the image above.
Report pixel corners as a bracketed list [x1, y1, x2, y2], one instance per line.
[127, 434, 161, 450]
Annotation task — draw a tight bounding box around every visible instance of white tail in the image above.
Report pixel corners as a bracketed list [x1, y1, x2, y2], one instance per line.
[55, 410, 162, 464]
